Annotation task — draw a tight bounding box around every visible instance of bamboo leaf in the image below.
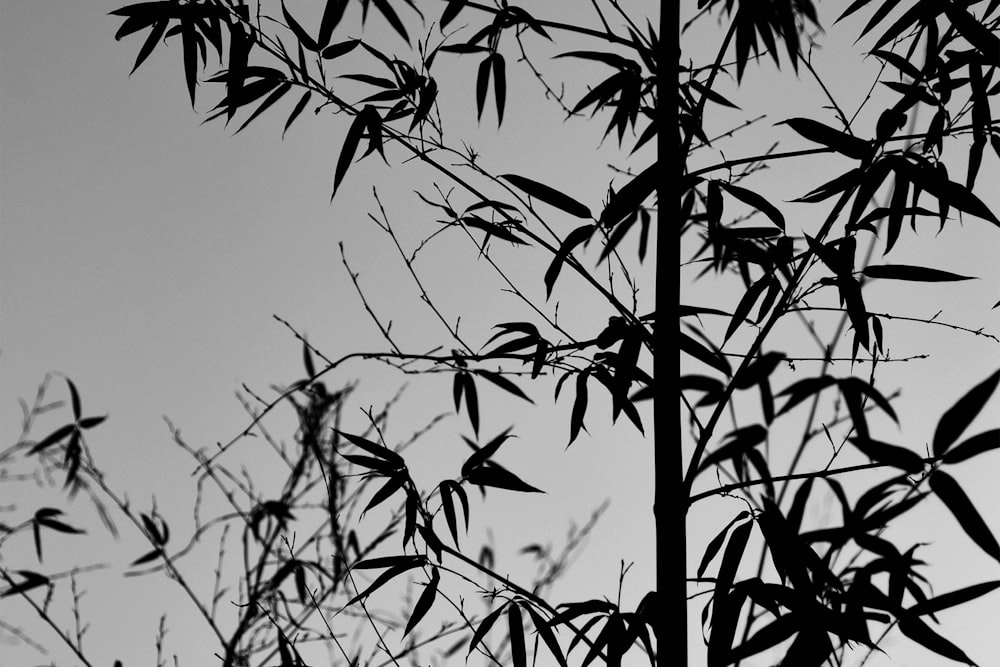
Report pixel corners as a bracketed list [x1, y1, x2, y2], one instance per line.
[336, 429, 404, 466]
[569, 370, 589, 445]
[501, 174, 591, 219]
[403, 568, 439, 636]
[466, 465, 543, 493]
[943, 430, 1000, 465]
[317, 0, 348, 48]
[282, 89, 312, 138]
[697, 512, 750, 578]
[476, 369, 532, 402]
[440, 480, 460, 545]
[933, 369, 1000, 457]
[930, 470, 1000, 563]
[461, 429, 512, 476]
[909, 580, 1000, 617]
[719, 182, 784, 230]
[725, 275, 769, 343]
[526, 605, 567, 667]
[492, 53, 506, 126]
[280, 1, 318, 52]
[544, 224, 596, 297]
[897, 615, 974, 665]
[468, 604, 507, 657]
[476, 56, 490, 121]
[862, 264, 975, 282]
[679, 332, 731, 377]
[346, 560, 423, 606]
[321, 39, 360, 60]
[371, 0, 410, 43]
[333, 108, 368, 195]
[363, 472, 407, 513]
[441, 0, 467, 29]
[1, 570, 50, 598]
[508, 604, 526, 667]
[780, 117, 872, 160]
[600, 163, 656, 228]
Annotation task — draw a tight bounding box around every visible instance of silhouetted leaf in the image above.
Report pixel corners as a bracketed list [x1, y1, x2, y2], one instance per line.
[719, 182, 784, 230]
[235, 80, 292, 134]
[501, 174, 591, 219]
[708, 520, 752, 665]
[476, 369, 532, 402]
[341, 453, 398, 475]
[600, 164, 656, 228]
[333, 107, 369, 195]
[519, 605, 564, 667]
[336, 429, 404, 467]
[697, 511, 750, 578]
[850, 437, 925, 473]
[466, 465, 542, 493]
[733, 352, 785, 390]
[317, 0, 348, 48]
[29, 423, 75, 454]
[476, 55, 490, 122]
[371, 0, 410, 43]
[281, 1, 318, 52]
[1, 570, 50, 598]
[679, 332, 731, 377]
[461, 215, 526, 245]
[485, 321, 540, 355]
[353, 554, 426, 570]
[698, 424, 768, 474]
[321, 39, 360, 60]
[778, 375, 837, 415]
[454, 371, 479, 436]
[862, 265, 975, 282]
[902, 159, 1000, 226]
[839, 376, 898, 423]
[909, 580, 1000, 617]
[569, 369, 589, 446]
[897, 615, 974, 665]
[508, 604, 526, 667]
[403, 568, 439, 636]
[439, 480, 469, 545]
[461, 429, 511, 476]
[364, 472, 407, 513]
[725, 274, 769, 343]
[440, 0, 467, 29]
[545, 224, 595, 297]
[945, 4, 1000, 62]
[283, 90, 312, 138]
[728, 615, 798, 663]
[942, 430, 1000, 465]
[930, 470, 1000, 562]
[780, 118, 872, 160]
[141, 513, 165, 545]
[933, 369, 1000, 457]
[690, 78, 740, 109]
[346, 559, 424, 606]
[468, 604, 507, 656]
[492, 53, 506, 125]
[130, 548, 162, 566]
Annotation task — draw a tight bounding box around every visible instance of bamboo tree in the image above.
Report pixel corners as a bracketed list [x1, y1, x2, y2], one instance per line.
[6, 2, 1000, 666]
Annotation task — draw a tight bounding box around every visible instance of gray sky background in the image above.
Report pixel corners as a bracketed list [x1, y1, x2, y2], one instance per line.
[2, 2, 999, 666]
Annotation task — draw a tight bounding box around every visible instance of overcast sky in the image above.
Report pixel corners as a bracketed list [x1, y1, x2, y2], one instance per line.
[2, 2, 1000, 666]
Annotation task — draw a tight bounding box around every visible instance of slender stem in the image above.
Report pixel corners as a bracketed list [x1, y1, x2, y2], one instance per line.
[689, 457, 937, 504]
[655, 1, 681, 664]
[683, 185, 857, 496]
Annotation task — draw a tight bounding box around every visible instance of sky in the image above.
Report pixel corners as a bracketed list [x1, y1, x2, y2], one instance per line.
[2, 1, 1000, 666]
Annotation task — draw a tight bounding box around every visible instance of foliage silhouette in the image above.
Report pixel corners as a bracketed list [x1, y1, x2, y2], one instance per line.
[4, 1, 1000, 665]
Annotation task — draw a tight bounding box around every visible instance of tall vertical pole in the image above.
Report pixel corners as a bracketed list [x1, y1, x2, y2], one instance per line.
[654, 1, 683, 665]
